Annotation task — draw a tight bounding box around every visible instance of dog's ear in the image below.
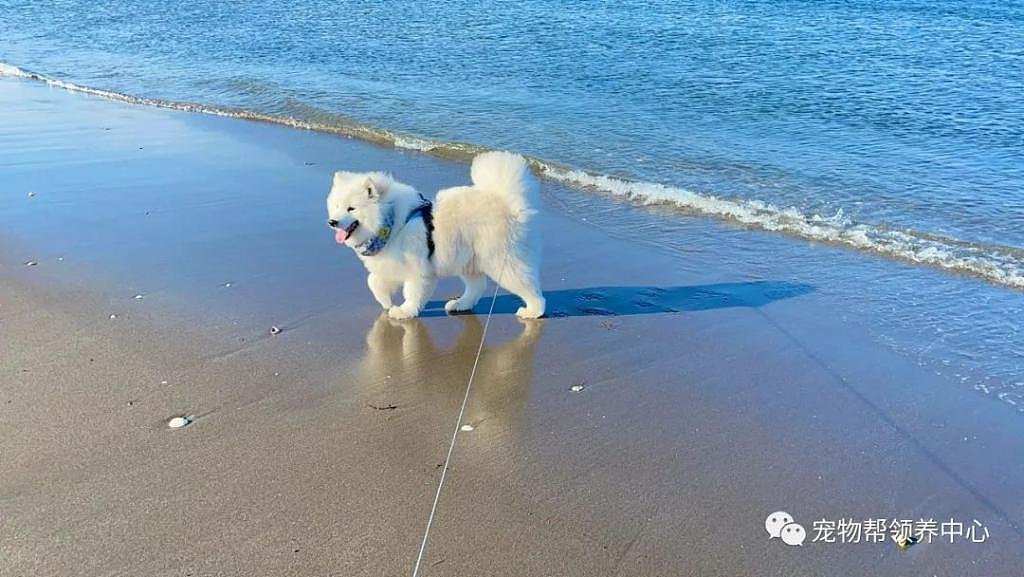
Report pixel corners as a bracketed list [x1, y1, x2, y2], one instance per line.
[364, 177, 378, 200]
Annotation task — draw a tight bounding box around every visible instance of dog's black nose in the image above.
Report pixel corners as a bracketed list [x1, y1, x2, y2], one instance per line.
[327, 219, 339, 227]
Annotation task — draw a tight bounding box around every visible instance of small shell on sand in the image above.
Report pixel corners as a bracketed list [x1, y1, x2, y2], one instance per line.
[892, 532, 920, 551]
[109, 314, 118, 319]
[222, 281, 233, 287]
[28, 191, 36, 197]
[460, 424, 475, 432]
[168, 416, 191, 429]
[270, 326, 282, 335]
[133, 294, 144, 300]
[24, 260, 38, 266]
[570, 384, 585, 392]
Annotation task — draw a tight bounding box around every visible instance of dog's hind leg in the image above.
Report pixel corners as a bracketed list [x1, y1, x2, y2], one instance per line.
[445, 274, 487, 313]
[495, 260, 545, 319]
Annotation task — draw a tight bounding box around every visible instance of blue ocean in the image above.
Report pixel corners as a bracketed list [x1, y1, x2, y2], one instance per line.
[1, 1, 1022, 408]
[2, 0, 1022, 286]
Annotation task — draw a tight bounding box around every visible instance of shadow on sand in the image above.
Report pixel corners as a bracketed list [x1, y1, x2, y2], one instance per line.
[424, 280, 814, 318]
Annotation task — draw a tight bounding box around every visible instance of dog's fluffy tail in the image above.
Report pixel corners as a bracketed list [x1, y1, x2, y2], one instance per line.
[470, 151, 539, 223]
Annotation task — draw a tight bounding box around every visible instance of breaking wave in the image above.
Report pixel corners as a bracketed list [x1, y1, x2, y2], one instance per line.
[3, 62, 1022, 290]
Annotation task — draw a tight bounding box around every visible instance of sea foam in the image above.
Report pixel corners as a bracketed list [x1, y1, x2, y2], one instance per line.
[3, 62, 1021, 290]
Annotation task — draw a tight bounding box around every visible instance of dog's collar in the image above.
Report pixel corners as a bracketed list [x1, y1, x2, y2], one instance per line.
[354, 207, 395, 257]
[355, 196, 433, 257]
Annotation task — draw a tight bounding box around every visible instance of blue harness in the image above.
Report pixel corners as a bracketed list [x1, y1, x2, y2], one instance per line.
[355, 195, 434, 258]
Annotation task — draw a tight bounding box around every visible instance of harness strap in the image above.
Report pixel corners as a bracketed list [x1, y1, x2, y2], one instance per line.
[407, 196, 435, 258]
[356, 195, 434, 258]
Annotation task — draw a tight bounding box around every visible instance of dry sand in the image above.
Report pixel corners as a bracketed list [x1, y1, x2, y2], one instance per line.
[2, 79, 1023, 576]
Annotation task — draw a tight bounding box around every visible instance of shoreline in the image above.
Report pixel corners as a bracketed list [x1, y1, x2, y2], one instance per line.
[2, 76, 1023, 575]
[3, 62, 1022, 290]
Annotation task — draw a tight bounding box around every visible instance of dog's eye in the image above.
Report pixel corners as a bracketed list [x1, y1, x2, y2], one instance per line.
[346, 206, 355, 212]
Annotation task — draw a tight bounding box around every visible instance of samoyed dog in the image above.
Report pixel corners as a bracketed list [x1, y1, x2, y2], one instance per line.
[326, 151, 545, 320]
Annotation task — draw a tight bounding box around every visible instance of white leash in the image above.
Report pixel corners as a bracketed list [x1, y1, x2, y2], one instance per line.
[411, 263, 507, 577]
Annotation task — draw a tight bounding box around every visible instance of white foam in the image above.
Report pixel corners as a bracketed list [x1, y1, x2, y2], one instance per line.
[0, 62, 375, 137]
[394, 135, 440, 151]
[541, 165, 1024, 290]
[4, 61, 1022, 290]
[0, 63, 29, 77]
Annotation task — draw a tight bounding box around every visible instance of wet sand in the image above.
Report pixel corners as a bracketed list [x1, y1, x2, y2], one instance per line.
[2, 79, 1023, 576]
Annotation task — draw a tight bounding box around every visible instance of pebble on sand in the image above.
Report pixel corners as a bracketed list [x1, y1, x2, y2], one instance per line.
[109, 314, 118, 319]
[570, 383, 585, 392]
[24, 260, 38, 266]
[460, 424, 475, 432]
[133, 294, 144, 300]
[28, 191, 36, 197]
[168, 416, 191, 429]
[270, 325, 282, 335]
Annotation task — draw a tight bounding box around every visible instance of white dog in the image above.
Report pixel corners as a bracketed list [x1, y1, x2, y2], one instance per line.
[326, 151, 545, 320]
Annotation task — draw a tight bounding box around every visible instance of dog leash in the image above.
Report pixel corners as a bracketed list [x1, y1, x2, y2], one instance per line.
[411, 257, 508, 577]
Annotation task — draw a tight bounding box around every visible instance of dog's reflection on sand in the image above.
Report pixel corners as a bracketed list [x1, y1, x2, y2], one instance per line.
[358, 315, 544, 425]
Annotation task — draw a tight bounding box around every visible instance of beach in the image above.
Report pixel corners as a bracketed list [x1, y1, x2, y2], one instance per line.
[2, 76, 1024, 577]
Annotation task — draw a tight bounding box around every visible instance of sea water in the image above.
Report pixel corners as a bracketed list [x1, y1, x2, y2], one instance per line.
[1, 0, 1021, 409]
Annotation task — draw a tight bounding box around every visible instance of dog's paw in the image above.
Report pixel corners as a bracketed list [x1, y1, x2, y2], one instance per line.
[515, 306, 544, 319]
[445, 299, 471, 314]
[388, 305, 418, 320]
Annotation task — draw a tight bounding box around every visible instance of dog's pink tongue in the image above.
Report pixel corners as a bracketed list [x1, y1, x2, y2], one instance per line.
[335, 228, 350, 244]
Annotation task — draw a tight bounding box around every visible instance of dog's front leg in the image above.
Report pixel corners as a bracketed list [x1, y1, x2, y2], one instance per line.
[367, 274, 394, 310]
[389, 275, 436, 320]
